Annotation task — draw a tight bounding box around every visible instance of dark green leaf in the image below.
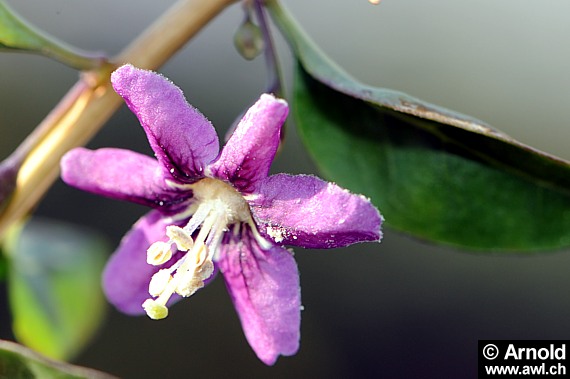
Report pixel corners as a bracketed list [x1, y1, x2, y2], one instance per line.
[0, 339, 116, 378]
[6, 218, 108, 359]
[268, 1, 570, 250]
[0, 1, 105, 70]
[0, 248, 6, 281]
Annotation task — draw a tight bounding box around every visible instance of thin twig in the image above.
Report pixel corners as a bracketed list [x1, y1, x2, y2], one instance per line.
[253, 0, 284, 96]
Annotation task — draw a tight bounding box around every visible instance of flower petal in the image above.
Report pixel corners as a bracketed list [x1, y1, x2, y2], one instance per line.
[250, 174, 383, 248]
[61, 147, 183, 208]
[208, 94, 288, 193]
[102, 211, 181, 315]
[218, 225, 300, 365]
[111, 64, 219, 180]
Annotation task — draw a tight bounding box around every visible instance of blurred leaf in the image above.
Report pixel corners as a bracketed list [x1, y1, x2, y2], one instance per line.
[0, 339, 116, 378]
[0, 249, 6, 281]
[6, 218, 108, 359]
[0, 1, 105, 70]
[268, 1, 570, 250]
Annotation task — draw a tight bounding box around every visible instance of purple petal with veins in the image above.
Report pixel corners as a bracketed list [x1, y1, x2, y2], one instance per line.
[111, 64, 219, 181]
[250, 173, 382, 248]
[61, 64, 382, 366]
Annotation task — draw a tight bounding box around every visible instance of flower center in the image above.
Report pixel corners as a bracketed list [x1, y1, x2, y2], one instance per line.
[142, 178, 252, 319]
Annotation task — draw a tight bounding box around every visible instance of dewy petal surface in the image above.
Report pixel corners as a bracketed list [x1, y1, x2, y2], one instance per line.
[103, 211, 181, 315]
[61, 147, 183, 208]
[208, 94, 288, 193]
[218, 226, 300, 366]
[250, 174, 382, 248]
[111, 64, 219, 180]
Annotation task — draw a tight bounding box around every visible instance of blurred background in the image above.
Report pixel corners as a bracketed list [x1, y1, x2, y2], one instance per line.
[1, 0, 570, 378]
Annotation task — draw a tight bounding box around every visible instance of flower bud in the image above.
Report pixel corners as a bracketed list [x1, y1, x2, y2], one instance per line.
[234, 18, 264, 60]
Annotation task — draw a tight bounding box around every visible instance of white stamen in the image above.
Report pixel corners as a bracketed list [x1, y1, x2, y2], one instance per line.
[142, 178, 273, 320]
[198, 259, 215, 280]
[148, 269, 172, 297]
[182, 201, 212, 233]
[166, 225, 194, 251]
[142, 299, 168, 320]
[175, 274, 204, 297]
[146, 241, 172, 266]
[250, 220, 274, 250]
[175, 258, 216, 297]
[206, 216, 228, 261]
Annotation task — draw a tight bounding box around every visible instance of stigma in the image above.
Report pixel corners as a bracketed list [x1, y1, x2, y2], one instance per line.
[142, 178, 252, 319]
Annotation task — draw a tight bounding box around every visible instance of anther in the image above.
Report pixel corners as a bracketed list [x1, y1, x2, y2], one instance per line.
[175, 259, 214, 297]
[148, 269, 173, 297]
[166, 225, 194, 251]
[142, 299, 168, 320]
[176, 276, 204, 297]
[146, 241, 173, 265]
[198, 260, 215, 280]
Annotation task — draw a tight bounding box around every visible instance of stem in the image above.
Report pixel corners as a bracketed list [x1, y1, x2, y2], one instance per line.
[253, 0, 284, 96]
[0, 0, 237, 238]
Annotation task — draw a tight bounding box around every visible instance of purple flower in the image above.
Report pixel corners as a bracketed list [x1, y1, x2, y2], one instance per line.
[60, 64, 382, 365]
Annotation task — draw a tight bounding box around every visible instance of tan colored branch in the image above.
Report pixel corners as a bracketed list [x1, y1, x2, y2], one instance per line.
[0, 0, 237, 237]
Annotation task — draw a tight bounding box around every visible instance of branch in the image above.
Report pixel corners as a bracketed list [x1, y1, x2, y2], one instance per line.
[0, 0, 237, 238]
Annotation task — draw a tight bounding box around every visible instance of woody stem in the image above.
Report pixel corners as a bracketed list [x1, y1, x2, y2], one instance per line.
[0, 0, 238, 238]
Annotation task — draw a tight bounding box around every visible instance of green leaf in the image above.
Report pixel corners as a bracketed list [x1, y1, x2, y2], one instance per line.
[0, 248, 6, 281]
[0, 340, 116, 378]
[268, 1, 570, 250]
[6, 218, 108, 359]
[0, 1, 105, 70]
